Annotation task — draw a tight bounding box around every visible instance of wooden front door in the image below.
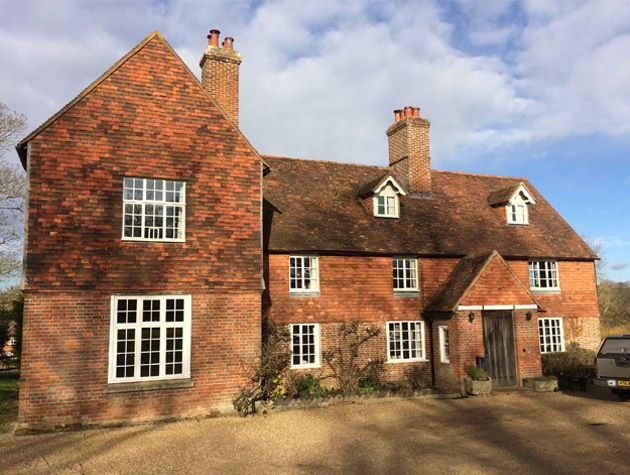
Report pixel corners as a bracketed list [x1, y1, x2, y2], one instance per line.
[482, 310, 517, 387]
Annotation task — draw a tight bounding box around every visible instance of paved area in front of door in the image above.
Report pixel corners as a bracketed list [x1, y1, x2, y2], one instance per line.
[1, 387, 628, 474]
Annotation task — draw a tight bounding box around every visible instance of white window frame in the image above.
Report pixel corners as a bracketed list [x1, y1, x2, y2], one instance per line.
[108, 295, 192, 384]
[529, 260, 560, 290]
[392, 257, 418, 291]
[122, 177, 186, 242]
[373, 191, 399, 218]
[538, 317, 565, 353]
[386, 320, 426, 363]
[439, 325, 450, 363]
[289, 255, 320, 292]
[290, 323, 321, 369]
[506, 202, 528, 225]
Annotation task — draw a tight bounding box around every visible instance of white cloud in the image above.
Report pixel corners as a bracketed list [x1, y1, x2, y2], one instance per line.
[1, 0, 629, 168]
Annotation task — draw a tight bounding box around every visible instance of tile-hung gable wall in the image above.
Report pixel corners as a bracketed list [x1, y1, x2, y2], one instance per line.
[18, 34, 262, 430]
[24, 37, 261, 291]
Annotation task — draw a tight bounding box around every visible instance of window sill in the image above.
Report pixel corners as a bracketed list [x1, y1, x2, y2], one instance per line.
[386, 358, 429, 364]
[394, 291, 419, 298]
[121, 238, 186, 243]
[531, 289, 561, 295]
[289, 291, 320, 298]
[105, 378, 194, 394]
[290, 364, 321, 370]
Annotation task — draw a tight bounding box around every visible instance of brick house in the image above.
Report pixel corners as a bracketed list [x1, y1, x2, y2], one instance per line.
[15, 31, 600, 430]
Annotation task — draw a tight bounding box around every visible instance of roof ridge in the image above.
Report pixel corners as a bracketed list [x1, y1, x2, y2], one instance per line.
[433, 169, 528, 180]
[262, 156, 528, 180]
[262, 154, 388, 170]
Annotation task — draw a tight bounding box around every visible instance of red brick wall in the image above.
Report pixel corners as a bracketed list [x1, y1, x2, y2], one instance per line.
[265, 254, 442, 384]
[508, 260, 600, 350]
[266, 254, 599, 388]
[448, 310, 541, 388]
[289, 322, 432, 386]
[508, 260, 599, 317]
[18, 291, 260, 430]
[20, 35, 262, 429]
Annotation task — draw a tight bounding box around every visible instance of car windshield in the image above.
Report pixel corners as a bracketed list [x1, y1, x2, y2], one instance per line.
[599, 338, 630, 355]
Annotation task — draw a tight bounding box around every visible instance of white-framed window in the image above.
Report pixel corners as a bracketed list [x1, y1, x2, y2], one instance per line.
[529, 260, 560, 290]
[538, 317, 565, 353]
[122, 177, 186, 242]
[393, 258, 418, 291]
[439, 325, 450, 363]
[507, 203, 528, 224]
[108, 295, 192, 383]
[386, 321, 425, 362]
[289, 256, 319, 292]
[290, 323, 320, 368]
[374, 193, 399, 218]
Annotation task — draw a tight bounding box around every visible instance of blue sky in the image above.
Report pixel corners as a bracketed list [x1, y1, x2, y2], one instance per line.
[1, 0, 628, 280]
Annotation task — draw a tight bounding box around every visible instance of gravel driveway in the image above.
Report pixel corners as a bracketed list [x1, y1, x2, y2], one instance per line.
[1, 389, 629, 474]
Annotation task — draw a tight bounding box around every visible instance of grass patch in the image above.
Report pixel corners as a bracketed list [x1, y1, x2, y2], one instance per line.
[0, 369, 19, 433]
[602, 324, 630, 337]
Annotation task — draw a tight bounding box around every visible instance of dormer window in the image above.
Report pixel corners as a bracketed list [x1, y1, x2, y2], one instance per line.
[507, 202, 527, 225]
[487, 182, 536, 226]
[375, 192, 398, 218]
[365, 174, 406, 219]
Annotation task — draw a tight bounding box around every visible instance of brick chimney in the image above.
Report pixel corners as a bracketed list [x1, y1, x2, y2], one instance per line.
[386, 106, 431, 197]
[199, 29, 242, 126]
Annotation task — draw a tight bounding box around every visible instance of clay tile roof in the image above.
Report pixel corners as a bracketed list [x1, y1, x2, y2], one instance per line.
[424, 252, 495, 313]
[262, 155, 597, 260]
[424, 250, 542, 313]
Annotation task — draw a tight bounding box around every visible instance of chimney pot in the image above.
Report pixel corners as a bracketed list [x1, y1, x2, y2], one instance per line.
[222, 37, 234, 49]
[413, 107, 420, 117]
[404, 106, 413, 118]
[394, 109, 403, 121]
[208, 29, 220, 47]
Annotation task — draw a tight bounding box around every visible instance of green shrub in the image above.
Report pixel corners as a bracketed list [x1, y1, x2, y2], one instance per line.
[465, 365, 490, 381]
[541, 341, 595, 376]
[296, 374, 325, 399]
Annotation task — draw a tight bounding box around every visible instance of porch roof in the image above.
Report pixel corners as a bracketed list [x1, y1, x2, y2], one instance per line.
[424, 250, 543, 315]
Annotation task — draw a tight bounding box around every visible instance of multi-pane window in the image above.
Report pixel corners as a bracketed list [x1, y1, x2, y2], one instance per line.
[507, 203, 527, 224]
[289, 256, 319, 292]
[439, 325, 450, 363]
[538, 317, 565, 353]
[529, 260, 560, 290]
[109, 295, 191, 383]
[375, 194, 398, 218]
[387, 321, 425, 362]
[393, 258, 418, 291]
[122, 178, 186, 242]
[290, 323, 320, 368]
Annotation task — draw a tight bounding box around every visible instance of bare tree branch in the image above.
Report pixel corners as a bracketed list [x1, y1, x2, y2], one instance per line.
[0, 103, 27, 281]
